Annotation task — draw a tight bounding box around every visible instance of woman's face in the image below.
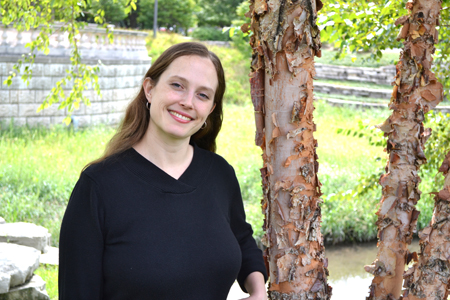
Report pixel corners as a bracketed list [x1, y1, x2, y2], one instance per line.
[143, 55, 218, 143]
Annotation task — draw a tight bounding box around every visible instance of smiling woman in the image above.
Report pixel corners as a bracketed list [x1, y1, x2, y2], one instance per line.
[134, 55, 219, 177]
[58, 42, 268, 300]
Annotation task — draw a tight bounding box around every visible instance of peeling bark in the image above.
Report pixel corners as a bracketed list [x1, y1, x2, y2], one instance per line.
[402, 151, 450, 300]
[245, 0, 331, 298]
[364, 1, 443, 299]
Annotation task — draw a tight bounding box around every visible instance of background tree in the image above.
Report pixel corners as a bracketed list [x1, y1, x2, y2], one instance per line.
[196, 0, 242, 27]
[137, 0, 196, 34]
[88, 0, 128, 25]
[402, 150, 450, 299]
[363, 0, 443, 298]
[318, 0, 449, 96]
[246, 0, 331, 298]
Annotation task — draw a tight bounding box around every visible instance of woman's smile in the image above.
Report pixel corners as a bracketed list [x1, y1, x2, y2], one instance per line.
[169, 110, 193, 123]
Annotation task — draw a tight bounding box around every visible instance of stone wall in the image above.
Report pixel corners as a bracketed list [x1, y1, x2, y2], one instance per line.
[0, 24, 151, 127]
[315, 63, 396, 85]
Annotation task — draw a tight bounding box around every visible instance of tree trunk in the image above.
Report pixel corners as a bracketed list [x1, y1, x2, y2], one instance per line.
[364, 1, 443, 299]
[402, 151, 450, 300]
[245, 0, 331, 298]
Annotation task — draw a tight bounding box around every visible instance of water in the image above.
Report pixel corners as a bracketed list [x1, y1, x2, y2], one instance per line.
[326, 239, 420, 299]
[227, 239, 420, 299]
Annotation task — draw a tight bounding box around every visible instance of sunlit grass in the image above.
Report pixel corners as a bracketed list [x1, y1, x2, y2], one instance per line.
[35, 264, 58, 300]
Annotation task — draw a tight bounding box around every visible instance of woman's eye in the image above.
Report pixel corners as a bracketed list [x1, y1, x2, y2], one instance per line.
[171, 83, 182, 88]
[199, 93, 210, 100]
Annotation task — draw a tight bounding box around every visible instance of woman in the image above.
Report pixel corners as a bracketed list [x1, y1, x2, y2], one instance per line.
[58, 42, 268, 300]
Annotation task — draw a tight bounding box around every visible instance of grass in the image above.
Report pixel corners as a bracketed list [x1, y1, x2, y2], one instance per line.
[316, 49, 400, 68]
[316, 79, 392, 90]
[35, 264, 58, 300]
[315, 92, 389, 104]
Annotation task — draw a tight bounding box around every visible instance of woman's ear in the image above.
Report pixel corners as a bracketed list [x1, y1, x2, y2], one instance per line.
[143, 77, 153, 103]
[210, 103, 216, 114]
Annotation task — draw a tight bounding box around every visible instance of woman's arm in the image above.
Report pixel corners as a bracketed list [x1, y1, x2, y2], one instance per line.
[59, 173, 104, 299]
[240, 271, 267, 300]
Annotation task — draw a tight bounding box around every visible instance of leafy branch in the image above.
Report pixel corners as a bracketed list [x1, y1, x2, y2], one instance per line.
[0, 0, 137, 124]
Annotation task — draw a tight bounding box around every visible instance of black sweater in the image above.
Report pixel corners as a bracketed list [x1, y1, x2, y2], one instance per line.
[58, 144, 267, 299]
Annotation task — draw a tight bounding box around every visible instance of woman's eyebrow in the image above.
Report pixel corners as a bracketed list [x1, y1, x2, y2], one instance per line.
[169, 75, 215, 93]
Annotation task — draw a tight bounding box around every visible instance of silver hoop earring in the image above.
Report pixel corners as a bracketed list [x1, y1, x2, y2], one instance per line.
[146, 102, 151, 110]
[201, 121, 207, 129]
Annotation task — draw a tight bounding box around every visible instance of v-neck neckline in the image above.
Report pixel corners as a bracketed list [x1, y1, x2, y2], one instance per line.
[119, 142, 212, 194]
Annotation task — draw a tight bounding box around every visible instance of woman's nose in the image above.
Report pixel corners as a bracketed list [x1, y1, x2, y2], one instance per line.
[180, 91, 194, 108]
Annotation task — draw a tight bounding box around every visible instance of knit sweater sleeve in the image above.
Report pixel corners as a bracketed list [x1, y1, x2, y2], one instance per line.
[58, 172, 104, 300]
[228, 166, 268, 293]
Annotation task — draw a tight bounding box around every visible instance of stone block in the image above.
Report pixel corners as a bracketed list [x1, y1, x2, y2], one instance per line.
[85, 102, 102, 114]
[1, 76, 27, 90]
[18, 103, 39, 117]
[132, 75, 143, 88]
[0, 91, 9, 104]
[29, 77, 52, 91]
[0, 218, 4, 224]
[41, 103, 64, 117]
[12, 118, 26, 127]
[17, 90, 36, 104]
[0, 274, 50, 300]
[98, 77, 115, 90]
[43, 63, 70, 77]
[0, 272, 10, 294]
[0, 104, 18, 118]
[50, 116, 67, 125]
[71, 103, 86, 116]
[26, 117, 51, 127]
[72, 115, 91, 127]
[0, 223, 50, 253]
[115, 76, 135, 89]
[29, 64, 44, 77]
[91, 114, 107, 125]
[0, 63, 14, 77]
[108, 112, 123, 125]
[99, 64, 116, 77]
[102, 101, 124, 114]
[51, 77, 73, 90]
[34, 90, 48, 104]
[100, 89, 113, 101]
[0, 243, 40, 289]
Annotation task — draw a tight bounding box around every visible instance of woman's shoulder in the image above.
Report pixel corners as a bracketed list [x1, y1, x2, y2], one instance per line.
[82, 148, 134, 179]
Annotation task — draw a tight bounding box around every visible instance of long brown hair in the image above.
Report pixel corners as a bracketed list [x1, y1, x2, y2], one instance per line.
[86, 42, 226, 168]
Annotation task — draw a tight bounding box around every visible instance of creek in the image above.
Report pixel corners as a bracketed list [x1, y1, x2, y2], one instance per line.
[227, 239, 420, 299]
[327, 239, 420, 299]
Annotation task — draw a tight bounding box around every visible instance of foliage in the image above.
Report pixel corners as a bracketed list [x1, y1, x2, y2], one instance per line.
[35, 265, 59, 300]
[316, 49, 400, 68]
[334, 109, 450, 238]
[0, 0, 137, 124]
[196, 0, 242, 27]
[318, 0, 450, 96]
[137, 0, 197, 34]
[88, 0, 128, 24]
[191, 26, 231, 41]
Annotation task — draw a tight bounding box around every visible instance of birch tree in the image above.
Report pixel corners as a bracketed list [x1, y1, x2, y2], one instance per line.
[244, 0, 331, 298]
[364, 0, 444, 299]
[402, 151, 450, 299]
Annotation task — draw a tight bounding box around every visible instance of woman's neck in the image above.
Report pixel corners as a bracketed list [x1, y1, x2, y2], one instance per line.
[132, 129, 193, 180]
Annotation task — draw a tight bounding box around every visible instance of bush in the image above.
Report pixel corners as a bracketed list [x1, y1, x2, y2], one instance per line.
[190, 26, 231, 41]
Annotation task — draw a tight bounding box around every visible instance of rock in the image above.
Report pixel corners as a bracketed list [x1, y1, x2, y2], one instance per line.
[0, 243, 40, 290]
[0, 218, 5, 225]
[0, 272, 10, 294]
[0, 274, 49, 300]
[0, 223, 50, 253]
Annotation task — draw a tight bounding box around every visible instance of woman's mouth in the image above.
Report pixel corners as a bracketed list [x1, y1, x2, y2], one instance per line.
[169, 110, 192, 122]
